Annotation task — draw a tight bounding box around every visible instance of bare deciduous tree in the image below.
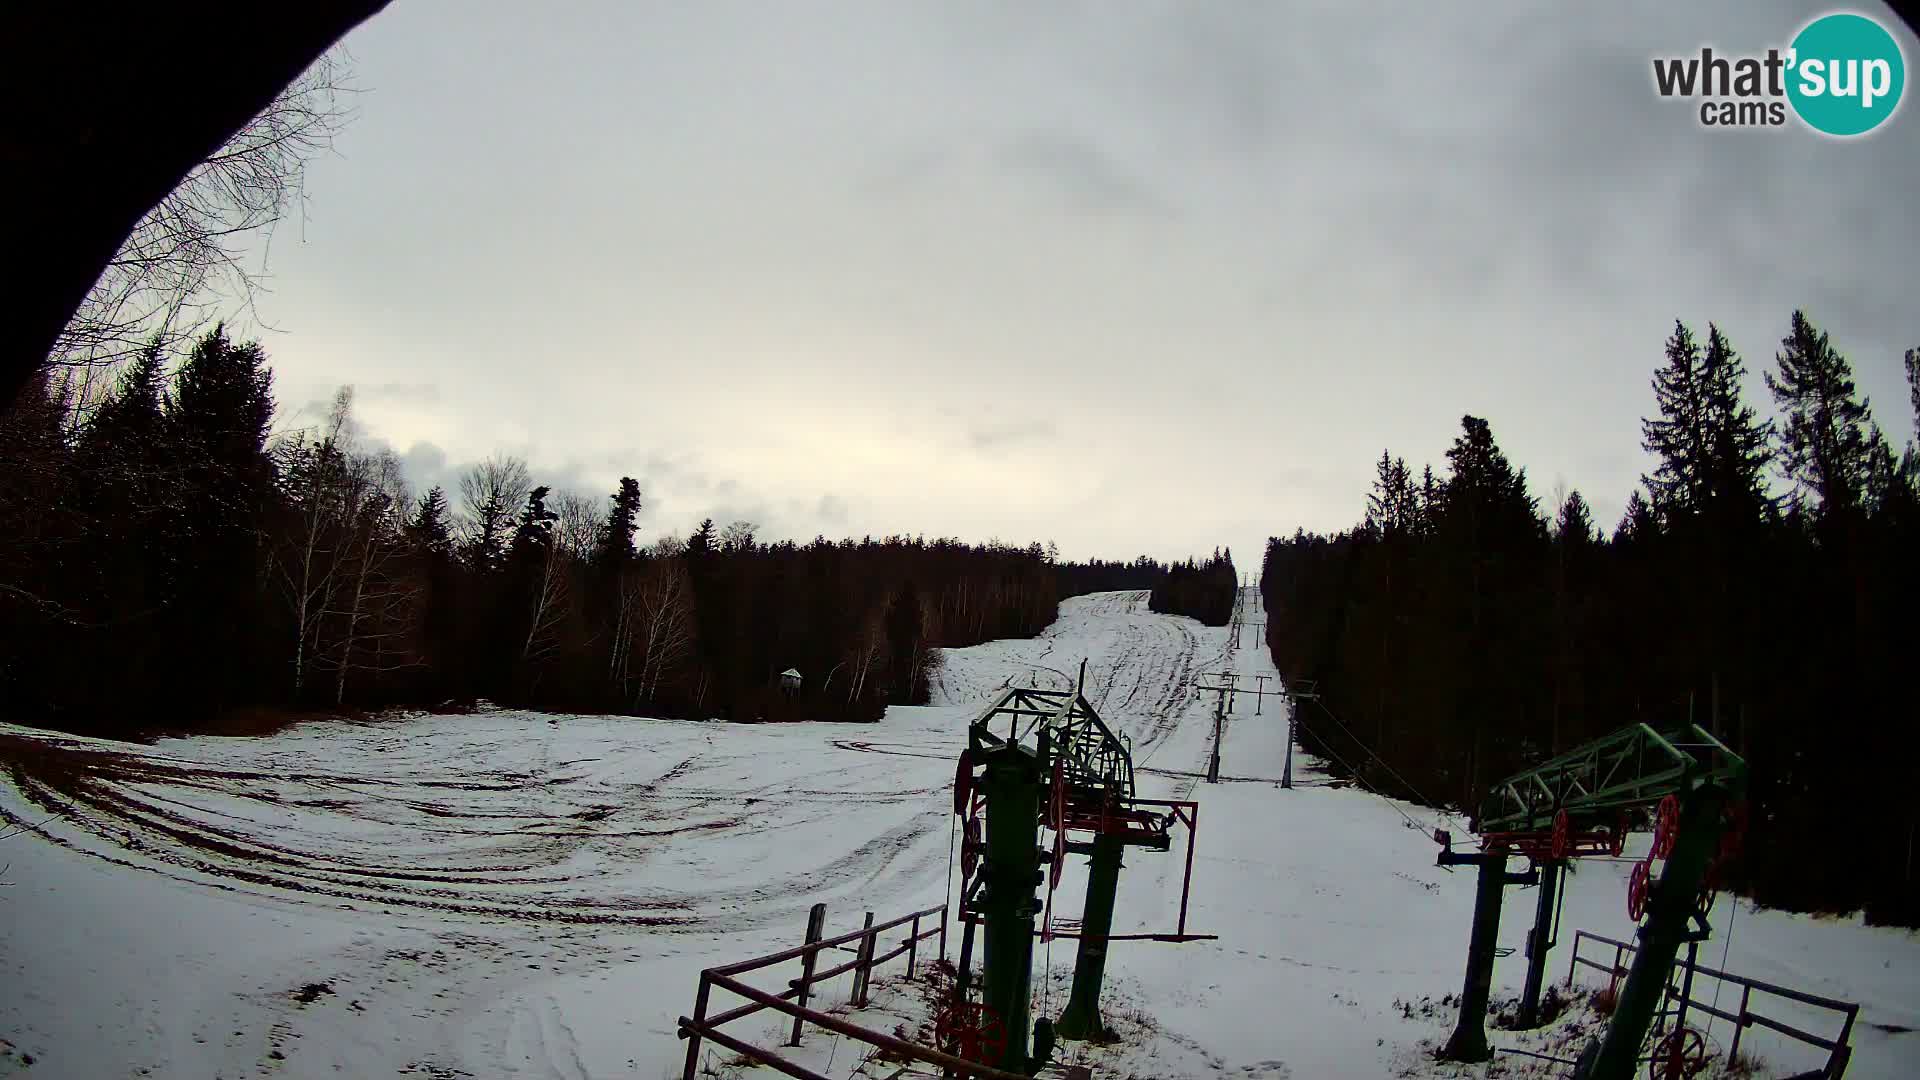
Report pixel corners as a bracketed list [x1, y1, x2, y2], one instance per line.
[719, 520, 758, 553]
[327, 448, 416, 704]
[551, 490, 605, 560]
[270, 387, 355, 697]
[635, 557, 696, 705]
[52, 53, 357, 388]
[458, 455, 531, 571]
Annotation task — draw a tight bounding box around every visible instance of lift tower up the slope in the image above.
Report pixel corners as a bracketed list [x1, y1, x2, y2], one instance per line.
[949, 662, 1212, 1075]
[1432, 722, 1747, 1080]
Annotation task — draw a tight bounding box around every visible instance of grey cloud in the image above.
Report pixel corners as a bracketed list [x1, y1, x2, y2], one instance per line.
[249, 0, 1917, 571]
[358, 381, 440, 404]
[997, 132, 1171, 216]
[968, 417, 1060, 451]
[855, 146, 951, 200]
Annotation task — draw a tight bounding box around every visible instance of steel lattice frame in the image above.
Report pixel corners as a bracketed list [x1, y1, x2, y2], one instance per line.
[1476, 723, 1746, 835]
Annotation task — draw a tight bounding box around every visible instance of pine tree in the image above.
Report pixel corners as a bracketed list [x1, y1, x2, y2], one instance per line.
[1902, 348, 1920, 486]
[597, 477, 643, 566]
[1614, 489, 1656, 543]
[886, 578, 924, 702]
[1555, 490, 1594, 544]
[1415, 465, 1440, 538]
[686, 518, 716, 560]
[1766, 311, 1877, 520]
[1365, 451, 1415, 538]
[1439, 416, 1540, 546]
[511, 486, 557, 561]
[407, 487, 454, 557]
[1641, 320, 1710, 521]
[161, 326, 278, 707]
[1698, 324, 1775, 525]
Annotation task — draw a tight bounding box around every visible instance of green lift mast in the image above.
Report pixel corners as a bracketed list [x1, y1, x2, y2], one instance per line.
[948, 670, 1208, 1073]
[1434, 723, 1746, 1080]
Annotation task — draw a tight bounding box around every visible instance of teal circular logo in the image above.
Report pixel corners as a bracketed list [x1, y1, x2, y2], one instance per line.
[1787, 13, 1906, 136]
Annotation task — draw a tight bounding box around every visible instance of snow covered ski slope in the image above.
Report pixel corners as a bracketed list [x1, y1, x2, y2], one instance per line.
[1, 590, 1914, 1079]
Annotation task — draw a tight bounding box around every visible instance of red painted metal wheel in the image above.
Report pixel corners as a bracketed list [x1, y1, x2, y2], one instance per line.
[1050, 813, 1067, 891]
[1551, 809, 1570, 860]
[1652, 795, 1680, 859]
[1611, 810, 1630, 857]
[1647, 1026, 1707, 1079]
[960, 815, 983, 879]
[953, 751, 975, 816]
[1047, 756, 1067, 830]
[935, 1001, 1008, 1065]
[1627, 860, 1651, 922]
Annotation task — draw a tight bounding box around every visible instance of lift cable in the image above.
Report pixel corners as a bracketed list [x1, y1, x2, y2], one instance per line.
[1293, 696, 1466, 840]
[1289, 707, 1449, 837]
[1307, 696, 1461, 823]
[1707, 892, 1741, 1033]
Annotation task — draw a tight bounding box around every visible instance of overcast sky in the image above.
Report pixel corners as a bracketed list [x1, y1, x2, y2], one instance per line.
[246, 1, 1919, 568]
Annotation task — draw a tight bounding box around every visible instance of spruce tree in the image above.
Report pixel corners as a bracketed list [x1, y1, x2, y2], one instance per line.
[1902, 348, 1919, 485]
[510, 486, 557, 562]
[1555, 490, 1594, 544]
[1766, 311, 1877, 520]
[1698, 324, 1775, 525]
[164, 326, 278, 706]
[886, 578, 924, 702]
[1641, 320, 1710, 521]
[597, 477, 643, 566]
[1613, 490, 1656, 543]
[407, 487, 454, 557]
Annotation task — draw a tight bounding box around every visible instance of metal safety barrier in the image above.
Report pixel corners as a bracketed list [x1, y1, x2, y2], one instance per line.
[1566, 929, 1859, 1079]
[677, 901, 1034, 1080]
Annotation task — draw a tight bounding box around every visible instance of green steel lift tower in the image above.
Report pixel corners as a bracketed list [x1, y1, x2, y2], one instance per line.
[1433, 723, 1746, 1080]
[946, 670, 1208, 1074]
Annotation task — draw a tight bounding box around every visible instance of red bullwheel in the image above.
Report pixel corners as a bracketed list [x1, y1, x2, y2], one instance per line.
[953, 751, 975, 816]
[1551, 809, 1570, 859]
[960, 815, 983, 879]
[1627, 860, 1652, 922]
[1652, 795, 1680, 859]
[935, 1001, 1009, 1065]
[1647, 1026, 1707, 1079]
[1050, 813, 1067, 889]
[1047, 757, 1067, 830]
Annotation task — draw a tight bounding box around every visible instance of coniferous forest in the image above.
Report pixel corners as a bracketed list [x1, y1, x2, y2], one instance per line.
[1149, 549, 1239, 626]
[0, 328, 1193, 734]
[1262, 311, 1919, 925]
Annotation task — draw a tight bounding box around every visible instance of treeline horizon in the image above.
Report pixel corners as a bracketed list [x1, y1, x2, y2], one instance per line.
[1149, 548, 1239, 626]
[0, 328, 1211, 734]
[1261, 310, 1917, 925]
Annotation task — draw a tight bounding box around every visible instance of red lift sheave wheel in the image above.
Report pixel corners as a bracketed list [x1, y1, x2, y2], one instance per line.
[953, 750, 976, 816]
[1627, 860, 1652, 922]
[935, 1001, 1008, 1065]
[1652, 794, 1680, 859]
[1048, 757, 1068, 889]
[1648, 1026, 1707, 1079]
[1551, 809, 1570, 859]
[960, 814, 983, 879]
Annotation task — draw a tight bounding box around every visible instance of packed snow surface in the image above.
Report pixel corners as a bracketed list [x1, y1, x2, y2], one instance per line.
[0, 590, 1914, 1078]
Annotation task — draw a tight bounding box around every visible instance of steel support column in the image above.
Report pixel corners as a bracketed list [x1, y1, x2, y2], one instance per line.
[1575, 785, 1730, 1080]
[1440, 845, 1534, 1062]
[1516, 859, 1562, 1029]
[1056, 832, 1125, 1040]
[979, 744, 1043, 1074]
